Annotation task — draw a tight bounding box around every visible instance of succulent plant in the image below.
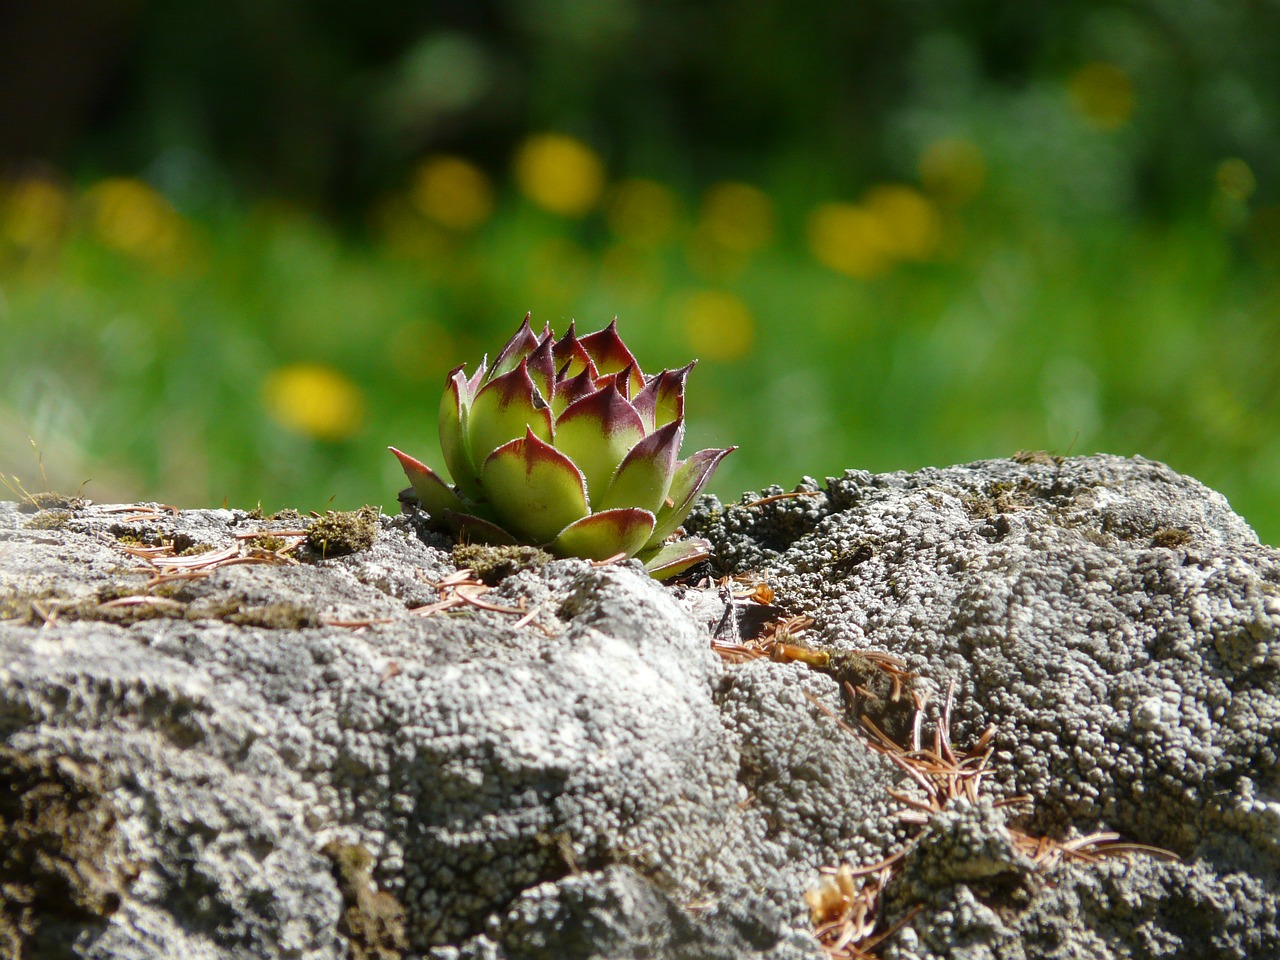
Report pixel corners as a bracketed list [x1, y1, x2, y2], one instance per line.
[390, 315, 734, 578]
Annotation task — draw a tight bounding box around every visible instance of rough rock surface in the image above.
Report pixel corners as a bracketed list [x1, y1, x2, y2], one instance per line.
[0, 453, 1276, 959]
[687, 453, 1280, 959]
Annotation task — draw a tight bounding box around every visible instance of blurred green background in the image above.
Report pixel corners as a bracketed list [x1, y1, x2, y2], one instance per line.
[2, 0, 1278, 542]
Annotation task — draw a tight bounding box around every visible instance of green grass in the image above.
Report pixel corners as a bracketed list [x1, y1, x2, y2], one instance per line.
[2, 163, 1277, 546]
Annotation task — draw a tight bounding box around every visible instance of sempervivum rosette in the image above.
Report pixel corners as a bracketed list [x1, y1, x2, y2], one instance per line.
[390, 315, 735, 578]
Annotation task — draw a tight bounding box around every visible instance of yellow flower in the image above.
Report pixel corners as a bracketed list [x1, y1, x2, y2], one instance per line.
[699, 182, 774, 253]
[262, 364, 366, 441]
[680, 290, 755, 362]
[514, 133, 605, 217]
[605, 178, 679, 246]
[864, 185, 942, 262]
[410, 155, 494, 231]
[1068, 62, 1135, 130]
[807, 202, 893, 279]
[808, 185, 942, 278]
[85, 177, 191, 271]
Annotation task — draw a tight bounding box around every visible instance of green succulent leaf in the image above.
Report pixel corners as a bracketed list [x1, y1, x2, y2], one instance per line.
[389, 446, 470, 517]
[551, 319, 580, 367]
[550, 507, 656, 560]
[594, 362, 643, 400]
[480, 428, 590, 544]
[526, 332, 556, 406]
[646, 446, 737, 547]
[439, 364, 484, 498]
[468, 359, 554, 463]
[597, 420, 683, 514]
[552, 382, 646, 503]
[552, 322, 601, 381]
[579, 318, 644, 395]
[551, 366, 597, 417]
[633, 362, 691, 432]
[394, 315, 735, 577]
[490, 312, 539, 377]
[638, 537, 712, 579]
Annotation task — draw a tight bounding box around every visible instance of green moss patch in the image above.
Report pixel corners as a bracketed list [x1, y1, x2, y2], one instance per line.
[452, 543, 553, 585]
[22, 510, 72, 531]
[13, 492, 85, 515]
[307, 506, 381, 559]
[0, 585, 319, 630]
[245, 534, 289, 553]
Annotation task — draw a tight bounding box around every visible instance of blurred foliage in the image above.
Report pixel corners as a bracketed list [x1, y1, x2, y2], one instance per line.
[1, 1, 1279, 544]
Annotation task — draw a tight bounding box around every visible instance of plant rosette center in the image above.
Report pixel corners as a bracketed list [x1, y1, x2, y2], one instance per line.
[390, 315, 735, 579]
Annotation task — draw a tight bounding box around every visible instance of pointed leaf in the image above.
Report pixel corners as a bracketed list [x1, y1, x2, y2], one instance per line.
[389, 446, 469, 517]
[632, 362, 692, 432]
[551, 366, 597, 418]
[468, 358, 553, 463]
[554, 336, 598, 383]
[645, 446, 736, 547]
[551, 320, 579, 367]
[638, 537, 712, 579]
[490, 313, 538, 377]
[466, 360, 487, 396]
[552, 382, 646, 503]
[550, 508, 656, 561]
[597, 420, 683, 514]
[439, 365, 482, 497]
[527, 333, 556, 407]
[593, 361, 644, 399]
[480, 428, 590, 544]
[579, 318, 642, 383]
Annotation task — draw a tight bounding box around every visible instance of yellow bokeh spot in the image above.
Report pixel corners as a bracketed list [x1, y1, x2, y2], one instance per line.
[680, 290, 755, 362]
[807, 202, 893, 279]
[864, 185, 943, 262]
[514, 133, 605, 217]
[410, 155, 494, 231]
[605, 178, 679, 246]
[85, 177, 190, 271]
[699, 182, 775, 253]
[918, 138, 986, 206]
[809, 185, 942, 278]
[1068, 62, 1135, 130]
[262, 363, 366, 441]
[1, 177, 71, 252]
[1216, 158, 1256, 202]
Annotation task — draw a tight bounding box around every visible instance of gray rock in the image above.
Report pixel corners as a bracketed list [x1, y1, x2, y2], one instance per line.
[687, 453, 1280, 959]
[1, 452, 1276, 959]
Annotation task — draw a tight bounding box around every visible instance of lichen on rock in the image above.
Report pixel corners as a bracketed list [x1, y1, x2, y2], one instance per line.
[0, 453, 1276, 959]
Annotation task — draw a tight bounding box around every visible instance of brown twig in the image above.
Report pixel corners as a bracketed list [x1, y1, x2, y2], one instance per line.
[742, 490, 825, 508]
